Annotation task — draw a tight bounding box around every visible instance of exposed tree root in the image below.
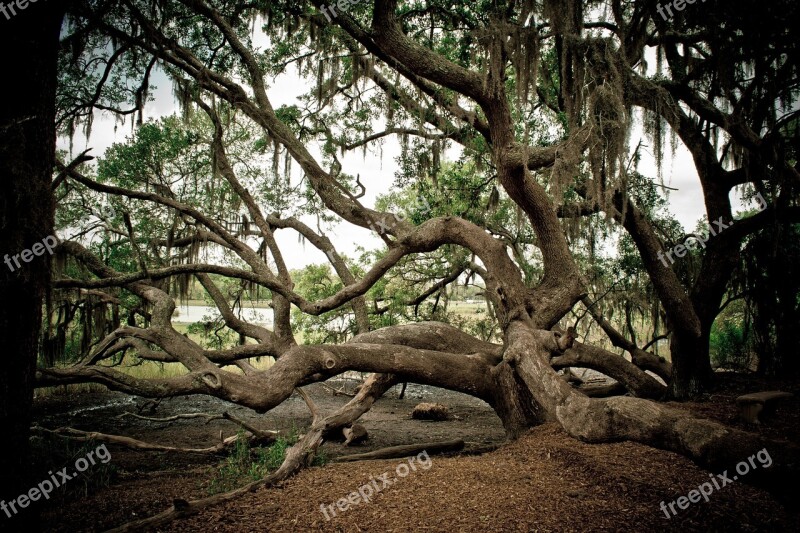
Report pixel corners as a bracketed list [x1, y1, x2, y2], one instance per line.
[508, 322, 800, 475]
[334, 439, 465, 462]
[44, 320, 797, 532]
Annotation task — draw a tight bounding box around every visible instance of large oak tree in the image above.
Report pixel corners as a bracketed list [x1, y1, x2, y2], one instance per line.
[30, 0, 799, 527]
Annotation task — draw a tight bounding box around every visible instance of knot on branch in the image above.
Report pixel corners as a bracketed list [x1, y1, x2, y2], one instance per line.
[554, 327, 577, 352]
[324, 356, 337, 370]
[201, 371, 223, 389]
[502, 349, 518, 366]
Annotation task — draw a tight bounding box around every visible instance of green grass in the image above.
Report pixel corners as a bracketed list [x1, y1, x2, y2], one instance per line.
[207, 429, 330, 494]
[449, 301, 487, 316]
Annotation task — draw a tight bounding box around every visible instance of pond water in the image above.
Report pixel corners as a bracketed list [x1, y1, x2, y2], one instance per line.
[172, 305, 274, 326]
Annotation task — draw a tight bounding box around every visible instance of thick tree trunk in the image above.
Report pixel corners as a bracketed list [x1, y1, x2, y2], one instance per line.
[0, 6, 63, 530]
[668, 330, 713, 399]
[490, 361, 549, 437]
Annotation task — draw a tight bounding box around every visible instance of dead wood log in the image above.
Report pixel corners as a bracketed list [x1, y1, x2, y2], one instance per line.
[106, 475, 268, 532]
[33, 426, 239, 455]
[334, 439, 464, 462]
[343, 423, 368, 445]
[411, 402, 450, 420]
[116, 411, 222, 423]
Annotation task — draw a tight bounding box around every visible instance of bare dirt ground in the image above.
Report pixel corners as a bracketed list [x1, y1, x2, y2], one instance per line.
[29, 373, 800, 532]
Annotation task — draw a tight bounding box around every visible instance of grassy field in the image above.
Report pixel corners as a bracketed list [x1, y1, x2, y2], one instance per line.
[180, 299, 273, 309]
[448, 301, 487, 315]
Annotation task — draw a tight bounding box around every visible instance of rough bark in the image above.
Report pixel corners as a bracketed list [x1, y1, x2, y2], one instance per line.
[0, 5, 63, 530]
[668, 330, 714, 400]
[38, 4, 800, 530]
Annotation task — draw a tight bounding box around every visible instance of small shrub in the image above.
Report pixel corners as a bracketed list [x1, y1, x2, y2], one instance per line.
[710, 317, 754, 371]
[312, 449, 329, 467]
[208, 430, 309, 494]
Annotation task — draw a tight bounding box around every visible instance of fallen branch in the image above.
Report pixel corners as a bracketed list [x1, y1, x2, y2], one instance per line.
[334, 439, 465, 462]
[319, 382, 357, 397]
[221, 411, 279, 443]
[116, 411, 279, 444]
[295, 387, 320, 421]
[33, 426, 239, 455]
[116, 411, 222, 423]
[106, 474, 275, 532]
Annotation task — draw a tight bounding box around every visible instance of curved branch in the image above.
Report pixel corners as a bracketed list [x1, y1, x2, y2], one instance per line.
[551, 342, 667, 399]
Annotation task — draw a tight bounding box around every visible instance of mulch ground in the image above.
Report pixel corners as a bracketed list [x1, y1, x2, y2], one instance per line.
[33, 374, 800, 532]
[159, 424, 795, 533]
